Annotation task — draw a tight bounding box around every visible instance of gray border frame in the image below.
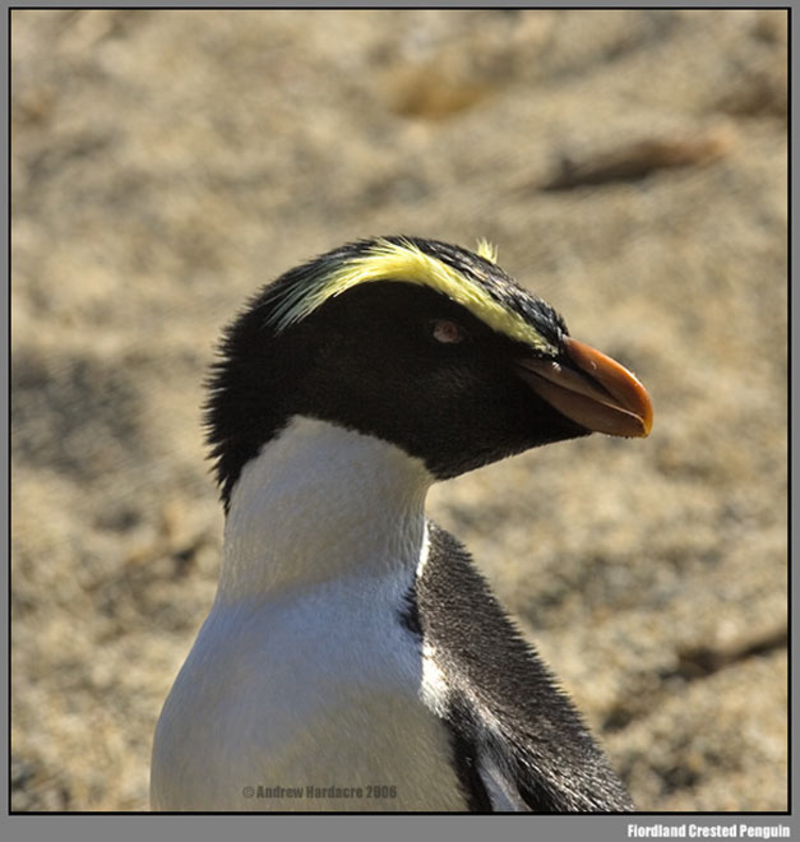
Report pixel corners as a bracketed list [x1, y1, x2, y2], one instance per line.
[6, 3, 793, 841]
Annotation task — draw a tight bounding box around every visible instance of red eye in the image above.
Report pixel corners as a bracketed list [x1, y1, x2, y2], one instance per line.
[431, 319, 465, 344]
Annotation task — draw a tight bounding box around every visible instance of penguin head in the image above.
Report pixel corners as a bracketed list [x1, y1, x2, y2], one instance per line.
[207, 236, 653, 510]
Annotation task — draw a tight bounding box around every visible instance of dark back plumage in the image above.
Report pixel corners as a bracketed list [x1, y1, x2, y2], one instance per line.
[412, 524, 634, 812]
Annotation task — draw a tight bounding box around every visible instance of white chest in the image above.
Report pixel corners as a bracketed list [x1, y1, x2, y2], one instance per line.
[151, 418, 466, 811]
[151, 574, 465, 811]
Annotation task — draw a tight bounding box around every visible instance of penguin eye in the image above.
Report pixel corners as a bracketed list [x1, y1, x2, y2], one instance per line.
[430, 319, 466, 345]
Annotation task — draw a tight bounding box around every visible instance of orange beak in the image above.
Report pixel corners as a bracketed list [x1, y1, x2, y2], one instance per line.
[516, 336, 653, 438]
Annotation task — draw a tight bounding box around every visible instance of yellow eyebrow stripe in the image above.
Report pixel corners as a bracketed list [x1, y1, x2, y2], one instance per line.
[268, 238, 555, 353]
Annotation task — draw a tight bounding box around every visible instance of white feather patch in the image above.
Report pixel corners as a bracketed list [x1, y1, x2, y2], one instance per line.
[151, 417, 468, 811]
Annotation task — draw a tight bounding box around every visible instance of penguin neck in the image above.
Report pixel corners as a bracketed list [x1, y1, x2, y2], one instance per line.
[217, 415, 434, 603]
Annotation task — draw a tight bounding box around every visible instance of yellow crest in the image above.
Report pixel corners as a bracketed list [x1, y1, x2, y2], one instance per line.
[475, 238, 498, 263]
[268, 238, 555, 353]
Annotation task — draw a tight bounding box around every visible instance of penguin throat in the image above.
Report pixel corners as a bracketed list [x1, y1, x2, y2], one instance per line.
[217, 416, 433, 602]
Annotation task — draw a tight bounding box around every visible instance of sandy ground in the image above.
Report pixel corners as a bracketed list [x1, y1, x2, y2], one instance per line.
[11, 9, 787, 812]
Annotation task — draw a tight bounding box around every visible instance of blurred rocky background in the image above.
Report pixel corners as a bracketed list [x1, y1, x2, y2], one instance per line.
[11, 9, 787, 811]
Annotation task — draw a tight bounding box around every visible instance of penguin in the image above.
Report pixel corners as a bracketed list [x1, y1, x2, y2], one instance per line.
[150, 236, 653, 813]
